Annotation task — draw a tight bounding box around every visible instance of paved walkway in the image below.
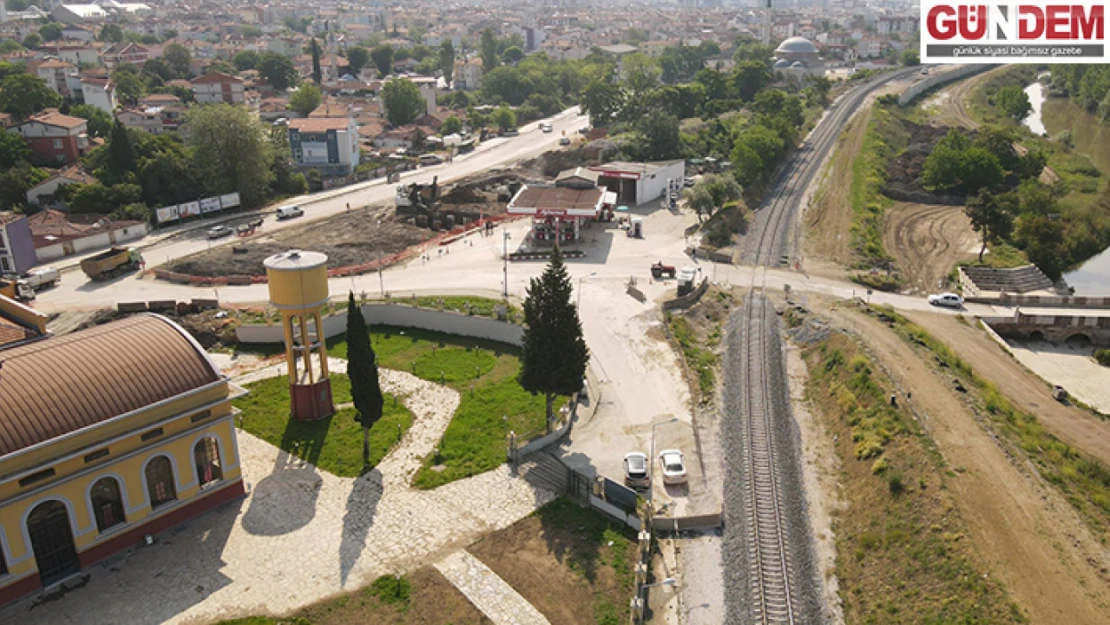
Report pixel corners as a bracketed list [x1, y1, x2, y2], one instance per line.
[3, 366, 556, 625]
[435, 550, 552, 625]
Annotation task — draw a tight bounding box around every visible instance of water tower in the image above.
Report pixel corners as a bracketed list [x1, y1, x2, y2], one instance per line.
[264, 250, 335, 421]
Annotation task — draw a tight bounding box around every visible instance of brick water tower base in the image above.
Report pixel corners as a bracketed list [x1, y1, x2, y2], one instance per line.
[291, 379, 334, 421]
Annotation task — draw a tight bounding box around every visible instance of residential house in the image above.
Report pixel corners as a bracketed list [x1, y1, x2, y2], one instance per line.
[27, 209, 149, 261]
[34, 60, 78, 98]
[115, 105, 183, 134]
[191, 72, 245, 104]
[287, 117, 360, 176]
[80, 77, 118, 113]
[60, 24, 95, 42]
[372, 125, 421, 150]
[0, 212, 36, 275]
[11, 109, 89, 165]
[24, 165, 97, 208]
[103, 42, 150, 67]
[857, 38, 884, 59]
[42, 41, 102, 66]
[453, 57, 483, 91]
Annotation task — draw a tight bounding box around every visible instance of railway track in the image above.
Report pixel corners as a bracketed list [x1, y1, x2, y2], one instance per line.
[739, 290, 796, 624]
[743, 68, 919, 267]
[726, 69, 919, 625]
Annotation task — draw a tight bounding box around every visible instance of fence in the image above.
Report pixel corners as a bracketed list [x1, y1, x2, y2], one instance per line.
[898, 64, 993, 106]
[235, 303, 524, 346]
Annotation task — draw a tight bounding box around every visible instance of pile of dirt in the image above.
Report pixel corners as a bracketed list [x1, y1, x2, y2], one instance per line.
[518, 139, 617, 178]
[883, 121, 968, 205]
[74, 307, 241, 349]
[167, 207, 429, 277]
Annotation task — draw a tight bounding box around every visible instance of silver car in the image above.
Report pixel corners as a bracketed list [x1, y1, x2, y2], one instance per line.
[623, 452, 650, 489]
[928, 292, 963, 308]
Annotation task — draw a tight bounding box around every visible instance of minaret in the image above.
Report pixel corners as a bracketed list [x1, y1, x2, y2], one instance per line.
[762, 0, 773, 46]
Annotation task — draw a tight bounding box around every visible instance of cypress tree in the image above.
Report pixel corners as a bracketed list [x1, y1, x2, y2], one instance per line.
[346, 292, 384, 465]
[311, 38, 322, 85]
[519, 245, 589, 432]
[107, 120, 135, 183]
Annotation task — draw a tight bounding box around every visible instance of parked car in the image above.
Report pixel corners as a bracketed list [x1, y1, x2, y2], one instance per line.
[683, 176, 696, 187]
[623, 452, 650, 489]
[559, 136, 571, 146]
[927, 292, 963, 308]
[207, 225, 234, 239]
[658, 449, 687, 485]
[276, 205, 304, 220]
[419, 153, 444, 166]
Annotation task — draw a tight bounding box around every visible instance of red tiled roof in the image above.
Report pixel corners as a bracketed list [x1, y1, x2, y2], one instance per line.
[21, 110, 87, 130]
[191, 71, 243, 85]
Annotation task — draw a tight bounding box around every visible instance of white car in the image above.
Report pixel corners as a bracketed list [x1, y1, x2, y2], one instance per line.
[928, 292, 963, 308]
[658, 449, 687, 485]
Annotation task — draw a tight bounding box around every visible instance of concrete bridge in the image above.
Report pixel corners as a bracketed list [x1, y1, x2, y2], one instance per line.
[982, 293, 1110, 346]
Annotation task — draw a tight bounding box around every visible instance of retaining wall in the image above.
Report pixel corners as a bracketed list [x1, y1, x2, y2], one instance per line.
[235, 304, 523, 345]
[898, 64, 993, 106]
[662, 278, 710, 311]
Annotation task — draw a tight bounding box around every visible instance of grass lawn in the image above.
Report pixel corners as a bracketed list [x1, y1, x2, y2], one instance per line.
[469, 499, 637, 625]
[235, 374, 413, 478]
[214, 568, 488, 625]
[326, 326, 552, 489]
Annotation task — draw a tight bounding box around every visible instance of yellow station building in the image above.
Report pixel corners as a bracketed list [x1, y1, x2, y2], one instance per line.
[0, 302, 245, 607]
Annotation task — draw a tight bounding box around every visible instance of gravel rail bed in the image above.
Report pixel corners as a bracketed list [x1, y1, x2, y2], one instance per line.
[721, 291, 823, 625]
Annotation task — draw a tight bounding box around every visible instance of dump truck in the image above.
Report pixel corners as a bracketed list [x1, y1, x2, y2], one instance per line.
[19, 266, 60, 290]
[81, 247, 143, 281]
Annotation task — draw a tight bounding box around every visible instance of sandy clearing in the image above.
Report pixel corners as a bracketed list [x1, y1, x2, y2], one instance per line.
[882, 202, 979, 294]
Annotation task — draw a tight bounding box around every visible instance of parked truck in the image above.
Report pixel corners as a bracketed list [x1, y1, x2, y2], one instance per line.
[81, 247, 143, 281]
[0, 277, 34, 301]
[18, 266, 60, 291]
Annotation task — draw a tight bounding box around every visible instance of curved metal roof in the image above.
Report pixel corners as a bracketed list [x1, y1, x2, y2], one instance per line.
[0, 314, 221, 458]
[775, 36, 818, 54]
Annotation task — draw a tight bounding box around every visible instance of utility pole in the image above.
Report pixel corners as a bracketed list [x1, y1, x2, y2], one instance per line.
[502, 229, 511, 298]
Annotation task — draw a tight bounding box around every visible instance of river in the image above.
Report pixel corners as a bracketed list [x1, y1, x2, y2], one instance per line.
[1024, 79, 1110, 294]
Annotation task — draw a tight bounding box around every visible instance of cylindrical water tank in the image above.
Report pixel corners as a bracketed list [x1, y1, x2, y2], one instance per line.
[263, 250, 329, 311]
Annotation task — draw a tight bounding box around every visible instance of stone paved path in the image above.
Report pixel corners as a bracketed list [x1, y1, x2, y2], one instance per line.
[3, 363, 556, 625]
[435, 550, 552, 625]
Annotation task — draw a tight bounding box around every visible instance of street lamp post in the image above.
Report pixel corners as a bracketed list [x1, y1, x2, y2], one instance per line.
[648, 417, 679, 504]
[576, 272, 597, 308]
[502, 230, 511, 298]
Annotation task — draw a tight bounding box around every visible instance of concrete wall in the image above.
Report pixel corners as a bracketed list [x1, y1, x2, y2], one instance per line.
[236, 303, 524, 346]
[898, 64, 992, 106]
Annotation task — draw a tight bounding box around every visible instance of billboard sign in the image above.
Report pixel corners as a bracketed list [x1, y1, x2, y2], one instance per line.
[922, 0, 1107, 63]
[179, 201, 201, 218]
[220, 192, 241, 208]
[155, 205, 180, 224]
[200, 197, 222, 213]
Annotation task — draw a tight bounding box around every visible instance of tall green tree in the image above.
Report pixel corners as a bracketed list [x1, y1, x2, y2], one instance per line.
[439, 40, 455, 87]
[381, 78, 424, 126]
[99, 23, 124, 43]
[1015, 214, 1069, 280]
[995, 85, 1032, 121]
[0, 129, 30, 168]
[346, 46, 369, 76]
[491, 105, 516, 130]
[502, 46, 525, 64]
[310, 38, 322, 84]
[163, 43, 192, 78]
[634, 110, 682, 161]
[371, 44, 394, 78]
[233, 49, 260, 71]
[732, 60, 772, 102]
[622, 53, 661, 99]
[965, 189, 1016, 262]
[580, 79, 624, 127]
[519, 246, 589, 431]
[258, 52, 298, 91]
[142, 57, 174, 82]
[289, 82, 322, 116]
[440, 115, 462, 136]
[69, 104, 111, 138]
[346, 291, 385, 465]
[107, 121, 136, 182]
[185, 104, 275, 207]
[39, 23, 63, 42]
[0, 72, 61, 120]
[480, 28, 500, 73]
